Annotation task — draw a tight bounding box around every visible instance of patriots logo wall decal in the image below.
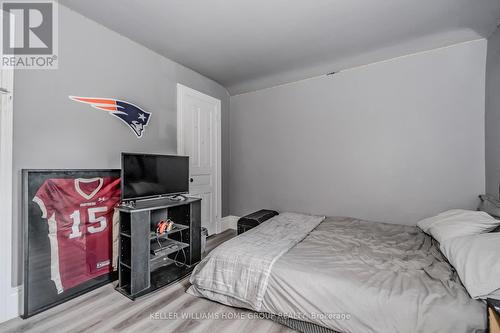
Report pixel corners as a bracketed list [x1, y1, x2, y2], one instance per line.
[69, 96, 152, 138]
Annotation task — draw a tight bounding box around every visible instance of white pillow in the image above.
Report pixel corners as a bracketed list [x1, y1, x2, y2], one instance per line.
[417, 209, 469, 232]
[440, 232, 500, 299]
[417, 209, 499, 243]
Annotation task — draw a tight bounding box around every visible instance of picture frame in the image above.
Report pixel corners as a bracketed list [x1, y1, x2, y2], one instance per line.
[22, 169, 121, 318]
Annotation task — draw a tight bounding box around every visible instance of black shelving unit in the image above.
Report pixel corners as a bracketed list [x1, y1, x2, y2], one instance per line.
[116, 197, 201, 299]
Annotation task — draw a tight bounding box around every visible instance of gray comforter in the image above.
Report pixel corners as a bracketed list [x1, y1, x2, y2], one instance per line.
[189, 216, 486, 333]
[189, 212, 324, 310]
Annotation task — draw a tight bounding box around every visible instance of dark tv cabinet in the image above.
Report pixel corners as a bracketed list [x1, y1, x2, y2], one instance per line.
[116, 197, 201, 299]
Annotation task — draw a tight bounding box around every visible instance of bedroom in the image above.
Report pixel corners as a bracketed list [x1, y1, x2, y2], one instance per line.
[0, 0, 499, 332]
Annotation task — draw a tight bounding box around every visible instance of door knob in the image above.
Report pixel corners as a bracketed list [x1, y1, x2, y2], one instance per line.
[190, 178, 194, 183]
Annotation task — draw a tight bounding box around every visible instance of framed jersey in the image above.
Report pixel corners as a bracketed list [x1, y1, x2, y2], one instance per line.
[22, 169, 121, 318]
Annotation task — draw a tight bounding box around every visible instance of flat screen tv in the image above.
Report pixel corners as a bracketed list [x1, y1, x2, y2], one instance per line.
[121, 153, 189, 200]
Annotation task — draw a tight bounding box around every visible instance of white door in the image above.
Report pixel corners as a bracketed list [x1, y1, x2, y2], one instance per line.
[177, 84, 221, 235]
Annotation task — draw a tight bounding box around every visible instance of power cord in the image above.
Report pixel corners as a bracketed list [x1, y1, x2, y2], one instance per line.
[155, 233, 162, 250]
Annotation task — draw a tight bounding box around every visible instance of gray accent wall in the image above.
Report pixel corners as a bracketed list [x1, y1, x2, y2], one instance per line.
[486, 29, 500, 197]
[12, 5, 229, 284]
[229, 40, 487, 225]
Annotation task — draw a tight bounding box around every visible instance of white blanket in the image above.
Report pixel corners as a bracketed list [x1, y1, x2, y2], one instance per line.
[188, 212, 324, 310]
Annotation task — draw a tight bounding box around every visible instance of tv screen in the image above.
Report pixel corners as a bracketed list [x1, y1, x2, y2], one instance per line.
[121, 153, 189, 200]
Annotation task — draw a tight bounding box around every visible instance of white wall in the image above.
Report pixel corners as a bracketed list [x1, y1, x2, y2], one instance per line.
[11, 4, 230, 301]
[229, 40, 487, 225]
[485, 29, 500, 196]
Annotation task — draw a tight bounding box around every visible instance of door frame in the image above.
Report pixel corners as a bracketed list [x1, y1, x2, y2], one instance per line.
[0, 67, 16, 322]
[176, 83, 222, 234]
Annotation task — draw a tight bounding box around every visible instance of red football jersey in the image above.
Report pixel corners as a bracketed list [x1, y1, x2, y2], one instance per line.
[33, 177, 121, 293]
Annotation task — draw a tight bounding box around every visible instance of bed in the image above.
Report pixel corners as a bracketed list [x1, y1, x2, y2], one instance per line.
[187, 213, 486, 333]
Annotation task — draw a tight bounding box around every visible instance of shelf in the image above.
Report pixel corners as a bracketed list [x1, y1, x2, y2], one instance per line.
[149, 223, 189, 239]
[120, 261, 131, 269]
[116, 196, 201, 213]
[116, 197, 200, 300]
[150, 264, 193, 289]
[120, 255, 131, 268]
[150, 256, 175, 271]
[117, 264, 194, 300]
[117, 285, 131, 296]
[150, 238, 189, 258]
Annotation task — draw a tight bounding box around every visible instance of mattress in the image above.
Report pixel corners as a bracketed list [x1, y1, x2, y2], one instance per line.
[189, 216, 486, 333]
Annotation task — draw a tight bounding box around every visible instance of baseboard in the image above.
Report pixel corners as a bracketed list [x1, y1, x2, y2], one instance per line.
[0, 285, 20, 323]
[220, 215, 239, 231]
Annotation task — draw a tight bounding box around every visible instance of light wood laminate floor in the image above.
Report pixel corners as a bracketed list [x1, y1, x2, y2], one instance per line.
[0, 229, 295, 333]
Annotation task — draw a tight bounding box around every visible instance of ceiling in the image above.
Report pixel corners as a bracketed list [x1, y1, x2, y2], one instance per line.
[59, 0, 500, 95]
